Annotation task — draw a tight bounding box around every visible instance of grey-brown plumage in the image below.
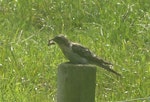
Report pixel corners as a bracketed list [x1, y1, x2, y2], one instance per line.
[48, 34, 121, 76]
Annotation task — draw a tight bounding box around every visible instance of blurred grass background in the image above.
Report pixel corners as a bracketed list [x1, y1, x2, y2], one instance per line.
[0, 0, 150, 101]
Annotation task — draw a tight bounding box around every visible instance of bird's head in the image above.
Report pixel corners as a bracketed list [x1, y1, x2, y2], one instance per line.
[48, 34, 70, 46]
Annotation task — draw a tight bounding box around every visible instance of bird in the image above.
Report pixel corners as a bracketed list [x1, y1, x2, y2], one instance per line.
[48, 34, 121, 76]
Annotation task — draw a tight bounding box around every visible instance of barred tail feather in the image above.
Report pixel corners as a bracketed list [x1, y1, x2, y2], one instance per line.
[98, 64, 121, 76]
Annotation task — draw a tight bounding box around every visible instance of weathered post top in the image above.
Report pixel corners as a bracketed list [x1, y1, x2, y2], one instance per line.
[57, 63, 96, 102]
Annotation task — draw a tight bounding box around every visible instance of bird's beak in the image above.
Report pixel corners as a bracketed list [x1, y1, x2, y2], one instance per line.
[48, 39, 55, 46]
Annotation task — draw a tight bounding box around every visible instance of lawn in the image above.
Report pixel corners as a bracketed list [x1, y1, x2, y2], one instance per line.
[0, 0, 150, 102]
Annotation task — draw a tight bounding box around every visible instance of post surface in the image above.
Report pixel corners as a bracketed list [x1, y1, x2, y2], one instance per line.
[57, 63, 96, 102]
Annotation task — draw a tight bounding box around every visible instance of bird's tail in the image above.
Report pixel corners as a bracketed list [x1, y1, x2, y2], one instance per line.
[99, 63, 121, 76]
[93, 58, 121, 76]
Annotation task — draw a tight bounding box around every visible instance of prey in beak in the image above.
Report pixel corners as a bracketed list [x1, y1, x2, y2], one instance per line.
[48, 39, 55, 46]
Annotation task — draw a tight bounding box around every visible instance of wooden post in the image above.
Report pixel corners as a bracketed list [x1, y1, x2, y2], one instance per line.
[57, 63, 96, 102]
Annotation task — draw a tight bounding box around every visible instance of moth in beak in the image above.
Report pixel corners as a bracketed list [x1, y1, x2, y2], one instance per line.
[48, 39, 55, 46]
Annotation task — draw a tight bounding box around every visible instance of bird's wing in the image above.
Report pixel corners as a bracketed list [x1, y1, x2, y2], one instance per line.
[71, 43, 112, 65]
[72, 43, 121, 76]
[72, 43, 95, 58]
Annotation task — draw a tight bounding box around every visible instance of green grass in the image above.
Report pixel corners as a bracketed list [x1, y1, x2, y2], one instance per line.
[0, 0, 150, 101]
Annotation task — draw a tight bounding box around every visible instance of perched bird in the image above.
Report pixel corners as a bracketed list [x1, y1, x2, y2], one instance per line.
[48, 34, 121, 76]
